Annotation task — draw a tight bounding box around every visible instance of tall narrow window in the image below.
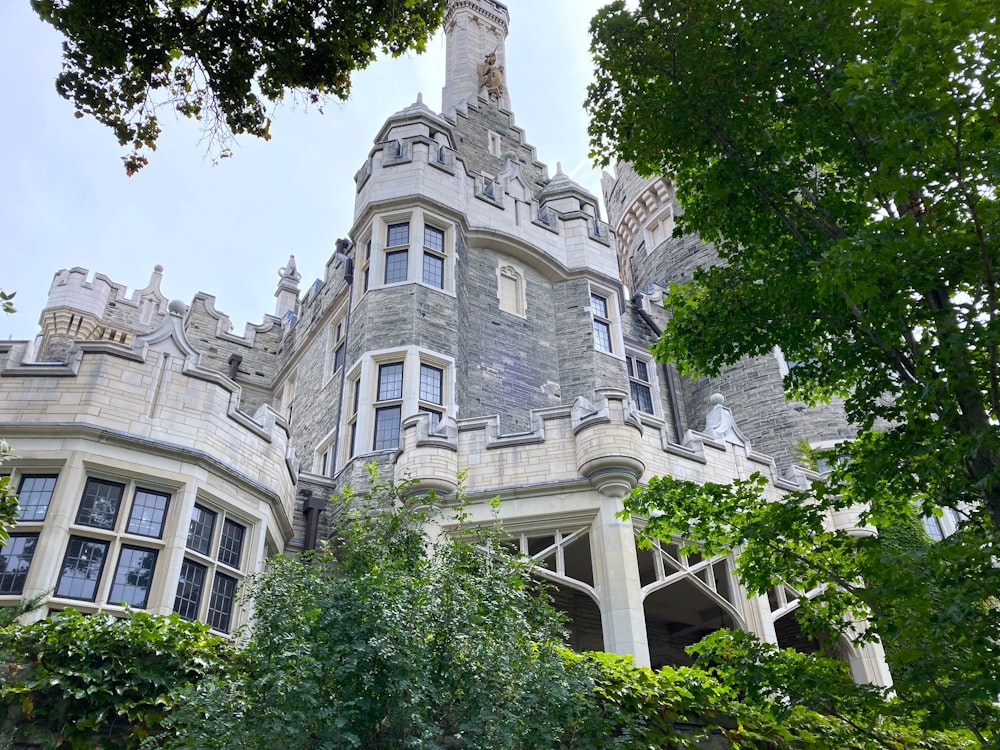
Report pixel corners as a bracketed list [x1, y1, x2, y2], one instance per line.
[591, 293, 612, 353]
[218, 519, 246, 569]
[348, 377, 361, 457]
[422, 225, 445, 288]
[418, 363, 444, 429]
[374, 362, 404, 450]
[173, 559, 206, 620]
[207, 573, 238, 633]
[626, 355, 654, 413]
[0, 534, 38, 595]
[187, 505, 217, 555]
[385, 223, 410, 284]
[16, 475, 57, 521]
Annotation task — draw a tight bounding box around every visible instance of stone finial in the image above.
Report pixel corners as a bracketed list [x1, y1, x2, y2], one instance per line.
[275, 255, 302, 320]
[704, 393, 750, 448]
[277, 255, 301, 284]
[167, 299, 186, 316]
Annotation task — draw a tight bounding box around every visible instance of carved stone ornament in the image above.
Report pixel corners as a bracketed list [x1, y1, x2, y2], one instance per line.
[477, 51, 505, 100]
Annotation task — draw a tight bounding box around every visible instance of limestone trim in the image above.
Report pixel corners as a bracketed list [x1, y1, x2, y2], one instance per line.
[0, 422, 293, 541]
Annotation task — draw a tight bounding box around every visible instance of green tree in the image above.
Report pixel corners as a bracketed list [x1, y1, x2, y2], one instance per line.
[154, 469, 583, 750]
[32, 0, 446, 174]
[588, 0, 1000, 742]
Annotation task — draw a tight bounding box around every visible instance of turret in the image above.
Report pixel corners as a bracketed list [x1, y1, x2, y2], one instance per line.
[442, 0, 511, 115]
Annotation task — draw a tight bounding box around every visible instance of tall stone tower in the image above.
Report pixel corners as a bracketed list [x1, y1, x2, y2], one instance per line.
[442, 0, 512, 115]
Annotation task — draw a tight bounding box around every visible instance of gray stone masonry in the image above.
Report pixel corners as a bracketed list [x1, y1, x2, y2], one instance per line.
[449, 99, 547, 193]
[183, 295, 283, 417]
[456, 240, 561, 432]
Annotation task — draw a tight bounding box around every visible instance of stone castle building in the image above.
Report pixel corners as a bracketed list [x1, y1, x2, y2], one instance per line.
[0, 0, 893, 684]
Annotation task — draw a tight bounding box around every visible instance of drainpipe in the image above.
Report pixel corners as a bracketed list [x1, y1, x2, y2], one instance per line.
[632, 296, 686, 443]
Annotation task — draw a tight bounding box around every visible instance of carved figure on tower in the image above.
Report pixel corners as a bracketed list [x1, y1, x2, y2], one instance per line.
[477, 51, 505, 100]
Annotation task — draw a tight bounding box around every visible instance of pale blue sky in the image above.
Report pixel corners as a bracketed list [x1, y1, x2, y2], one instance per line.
[1, 1, 613, 343]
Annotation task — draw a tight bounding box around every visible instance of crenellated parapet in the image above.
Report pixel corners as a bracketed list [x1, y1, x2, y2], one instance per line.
[0, 302, 296, 532]
[36, 265, 170, 361]
[354, 98, 617, 280]
[392, 387, 866, 537]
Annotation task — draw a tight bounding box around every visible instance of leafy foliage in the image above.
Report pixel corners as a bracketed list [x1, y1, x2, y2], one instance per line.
[590, 0, 1000, 742]
[153, 468, 582, 749]
[0, 290, 14, 315]
[32, 0, 446, 174]
[0, 608, 227, 748]
[0, 438, 19, 547]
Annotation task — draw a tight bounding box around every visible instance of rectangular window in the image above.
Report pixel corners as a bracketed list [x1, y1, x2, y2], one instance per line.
[591, 293, 613, 353]
[108, 546, 158, 608]
[358, 238, 372, 295]
[627, 355, 654, 414]
[374, 406, 402, 451]
[333, 341, 346, 372]
[0, 533, 38, 595]
[422, 252, 444, 288]
[419, 364, 443, 405]
[207, 573, 238, 633]
[16, 475, 57, 522]
[56, 536, 109, 601]
[126, 488, 170, 538]
[377, 362, 404, 401]
[187, 505, 217, 555]
[423, 225, 445, 253]
[384, 250, 408, 284]
[173, 559, 207, 621]
[387, 222, 409, 247]
[218, 519, 246, 569]
[76, 478, 125, 530]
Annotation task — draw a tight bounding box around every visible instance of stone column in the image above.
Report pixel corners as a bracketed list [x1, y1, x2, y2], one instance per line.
[589, 479, 651, 667]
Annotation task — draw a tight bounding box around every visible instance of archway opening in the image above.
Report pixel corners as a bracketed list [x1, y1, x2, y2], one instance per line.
[643, 578, 738, 669]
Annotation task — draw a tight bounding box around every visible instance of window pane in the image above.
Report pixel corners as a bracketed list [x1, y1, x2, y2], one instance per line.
[218, 519, 246, 569]
[423, 225, 444, 252]
[374, 406, 402, 451]
[422, 252, 444, 288]
[626, 356, 634, 378]
[207, 573, 238, 633]
[631, 382, 654, 414]
[593, 320, 612, 353]
[377, 363, 404, 401]
[387, 222, 409, 247]
[419, 364, 443, 405]
[56, 536, 109, 601]
[173, 559, 207, 620]
[76, 478, 125, 530]
[384, 250, 408, 284]
[16, 475, 57, 522]
[333, 342, 346, 372]
[127, 489, 169, 537]
[0, 533, 38, 595]
[635, 360, 649, 382]
[109, 546, 158, 607]
[187, 505, 217, 555]
[590, 294, 608, 319]
[923, 515, 944, 541]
